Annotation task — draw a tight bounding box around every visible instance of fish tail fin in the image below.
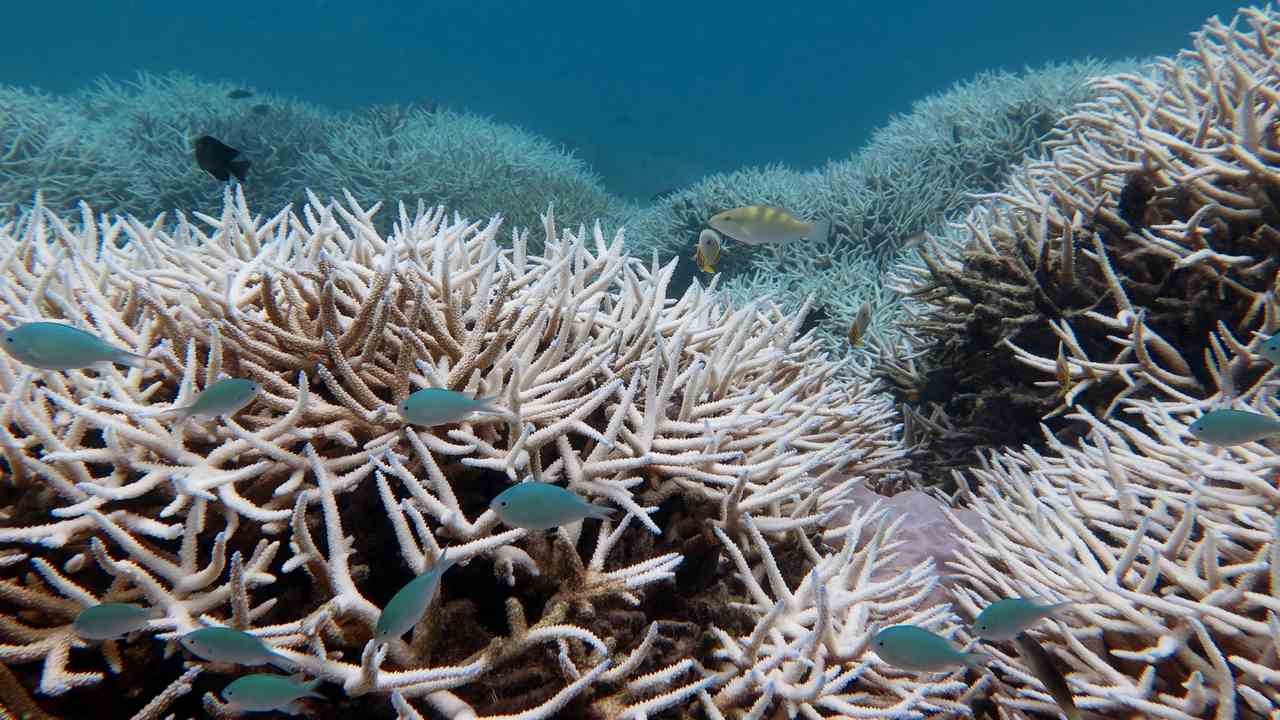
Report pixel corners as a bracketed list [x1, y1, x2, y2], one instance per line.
[229, 159, 251, 183]
[584, 503, 617, 522]
[962, 651, 990, 668]
[806, 218, 831, 244]
[138, 404, 191, 421]
[267, 651, 299, 672]
[113, 349, 157, 369]
[476, 395, 518, 421]
[434, 545, 458, 573]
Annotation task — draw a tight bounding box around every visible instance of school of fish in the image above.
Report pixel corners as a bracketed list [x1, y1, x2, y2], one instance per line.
[10, 297, 1280, 715]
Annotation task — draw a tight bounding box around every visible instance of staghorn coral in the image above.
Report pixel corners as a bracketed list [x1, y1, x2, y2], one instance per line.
[0, 189, 968, 717]
[877, 6, 1280, 718]
[944, 325, 1280, 719]
[886, 5, 1280, 485]
[624, 60, 1134, 358]
[1, 72, 625, 241]
[298, 105, 629, 245]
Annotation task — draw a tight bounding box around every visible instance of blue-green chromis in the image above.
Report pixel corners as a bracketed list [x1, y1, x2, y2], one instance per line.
[161, 377, 260, 421]
[1260, 334, 1280, 365]
[1188, 409, 1280, 446]
[872, 625, 988, 672]
[221, 673, 323, 714]
[399, 388, 503, 427]
[374, 548, 457, 644]
[72, 603, 150, 641]
[180, 626, 294, 669]
[973, 597, 1072, 641]
[1, 321, 147, 371]
[490, 482, 617, 531]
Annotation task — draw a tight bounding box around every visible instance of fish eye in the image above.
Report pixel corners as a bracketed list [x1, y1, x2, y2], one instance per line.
[499, 500, 507, 507]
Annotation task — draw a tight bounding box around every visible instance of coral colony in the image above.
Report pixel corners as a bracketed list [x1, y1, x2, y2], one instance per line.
[0, 5, 1279, 720]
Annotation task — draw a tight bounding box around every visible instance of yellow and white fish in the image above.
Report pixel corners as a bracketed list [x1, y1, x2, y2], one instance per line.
[693, 229, 723, 273]
[708, 206, 830, 247]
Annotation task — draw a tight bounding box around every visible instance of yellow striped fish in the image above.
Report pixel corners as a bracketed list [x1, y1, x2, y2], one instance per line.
[708, 206, 830, 246]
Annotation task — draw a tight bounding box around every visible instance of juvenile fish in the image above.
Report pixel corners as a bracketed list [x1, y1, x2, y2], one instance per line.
[73, 603, 150, 641]
[846, 302, 873, 348]
[1014, 632, 1082, 720]
[708, 206, 830, 247]
[973, 597, 1072, 641]
[693, 229, 723, 274]
[180, 626, 295, 669]
[872, 625, 988, 672]
[490, 482, 617, 530]
[154, 377, 260, 421]
[1188, 408, 1280, 446]
[375, 548, 458, 644]
[1, 321, 148, 371]
[399, 388, 504, 427]
[222, 674, 323, 714]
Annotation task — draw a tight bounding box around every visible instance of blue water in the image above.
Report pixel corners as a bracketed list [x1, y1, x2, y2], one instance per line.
[0, 0, 1243, 200]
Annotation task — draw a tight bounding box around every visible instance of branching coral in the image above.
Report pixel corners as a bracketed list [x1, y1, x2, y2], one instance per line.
[945, 337, 1280, 718]
[886, 6, 1280, 484]
[1, 72, 625, 240]
[0, 189, 960, 717]
[624, 60, 1134, 358]
[298, 106, 628, 246]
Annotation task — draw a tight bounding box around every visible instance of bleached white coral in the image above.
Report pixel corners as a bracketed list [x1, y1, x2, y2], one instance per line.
[0, 188, 939, 717]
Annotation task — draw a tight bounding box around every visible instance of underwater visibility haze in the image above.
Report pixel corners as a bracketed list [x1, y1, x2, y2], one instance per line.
[0, 2, 1278, 719]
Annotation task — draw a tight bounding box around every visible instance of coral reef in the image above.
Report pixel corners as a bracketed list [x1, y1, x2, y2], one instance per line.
[298, 105, 630, 246]
[889, 6, 1280, 717]
[0, 190, 973, 718]
[947, 343, 1280, 719]
[624, 60, 1134, 355]
[886, 5, 1280, 485]
[0, 73, 623, 239]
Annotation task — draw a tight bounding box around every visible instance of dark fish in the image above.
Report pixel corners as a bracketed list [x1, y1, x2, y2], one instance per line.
[1117, 172, 1154, 230]
[194, 135, 251, 183]
[1014, 632, 1082, 720]
[251, 104, 271, 115]
[970, 696, 999, 720]
[227, 88, 254, 99]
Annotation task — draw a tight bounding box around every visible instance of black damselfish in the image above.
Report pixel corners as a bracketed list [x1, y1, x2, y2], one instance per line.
[194, 135, 251, 183]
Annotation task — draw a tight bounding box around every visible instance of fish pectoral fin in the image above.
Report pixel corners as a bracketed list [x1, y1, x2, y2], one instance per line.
[806, 218, 831, 244]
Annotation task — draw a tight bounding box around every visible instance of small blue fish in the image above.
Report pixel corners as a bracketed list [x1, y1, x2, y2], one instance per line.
[490, 482, 616, 531]
[73, 603, 150, 641]
[1260, 334, 1280, 365]
[399, 388, 502, 427]
[222, 673, 323, 714]
[375, 548, 457, 644]
[872, 625, 988, 672]
[973, 598, 1072, 641]
[1, 322, 147, 371]
[180, 627, 294, 669]
[1188, 409, 1280, 446]
[158, 377, 260, 421]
